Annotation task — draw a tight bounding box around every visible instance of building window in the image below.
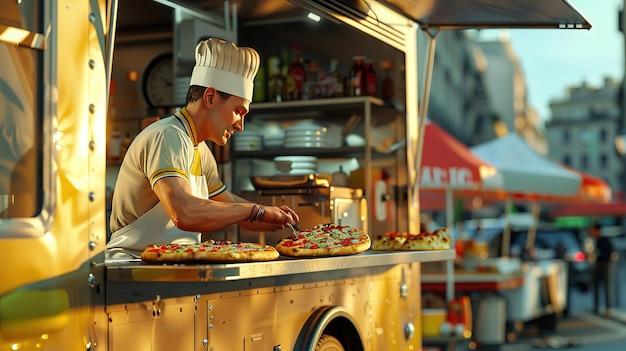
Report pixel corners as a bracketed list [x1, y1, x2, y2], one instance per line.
[599, 128, 607, 143]
[562, 155, 571, 166]
[562, 130, 570, 143]
[600, 153, 608, 169]
[581, 153, 589, 169]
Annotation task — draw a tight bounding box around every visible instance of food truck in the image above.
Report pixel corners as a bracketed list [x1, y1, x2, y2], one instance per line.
[0, 0, 590, 350]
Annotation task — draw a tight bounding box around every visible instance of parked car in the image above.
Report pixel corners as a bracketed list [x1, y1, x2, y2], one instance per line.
[461, 218, 594, 293]
[509, 229, 594, 292]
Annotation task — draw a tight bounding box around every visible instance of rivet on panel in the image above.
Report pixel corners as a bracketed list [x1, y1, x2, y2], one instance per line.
[404, 322, 415, 340]
[89, 59, 95, 69]
[89, 13, 96, 23]
[400, 283, 408, 297]
[89, 192, 96, 202]
[88, 274, 96, 288]
[89, 140, 96, 151]
[89, 104, 95, 113]
[89, 241, 97, 251]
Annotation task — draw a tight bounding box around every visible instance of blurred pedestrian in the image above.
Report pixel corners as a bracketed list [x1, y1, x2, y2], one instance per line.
[589, 223, 615, 315]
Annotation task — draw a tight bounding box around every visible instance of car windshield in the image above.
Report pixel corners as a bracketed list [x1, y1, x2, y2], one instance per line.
[511, 230, 582, 259]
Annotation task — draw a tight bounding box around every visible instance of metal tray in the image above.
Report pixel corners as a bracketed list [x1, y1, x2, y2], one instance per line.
[105, 249, 456, 282]
[250, 174, 331, 189]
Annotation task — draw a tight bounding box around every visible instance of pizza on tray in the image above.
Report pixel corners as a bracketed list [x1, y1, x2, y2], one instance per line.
[371, 228, 450, 251]
[275, 223, 371, 258]
[140, 240, 280, 263]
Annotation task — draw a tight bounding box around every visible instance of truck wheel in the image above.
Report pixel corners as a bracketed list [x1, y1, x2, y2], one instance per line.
[315, 335, 344, 351]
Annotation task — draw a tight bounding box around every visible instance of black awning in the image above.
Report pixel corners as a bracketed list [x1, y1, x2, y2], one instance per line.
[381, 0, 591, 30]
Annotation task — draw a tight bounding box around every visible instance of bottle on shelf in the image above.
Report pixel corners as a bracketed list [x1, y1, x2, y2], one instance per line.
[348, 56, 366, 97]
[330, 58, 344, 98]
[267, 55, 285, 102]
[253, 56, 267, 102]
[286, 44, 306, 101]
[380, 60, 394, 103]
[304, 59, 320, 100]
[364, 59, 377, 97]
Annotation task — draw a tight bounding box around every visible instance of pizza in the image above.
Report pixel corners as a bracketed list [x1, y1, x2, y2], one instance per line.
[400, 228, 450, 250]
[372, 228, 450, 251]
[140, 240, 280, 263]
[370, 231, 412, 250]
[275, 223, 371, 258]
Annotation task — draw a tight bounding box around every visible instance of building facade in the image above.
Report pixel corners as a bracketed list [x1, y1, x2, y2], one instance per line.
[420, 30, 495, 146]
[545, 78, 622, 194]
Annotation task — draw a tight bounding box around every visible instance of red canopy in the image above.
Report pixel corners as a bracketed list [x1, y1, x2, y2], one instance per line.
[419, 121, 503, 210]
[419, 121, 500, 190]
[565, 167, 612, 203]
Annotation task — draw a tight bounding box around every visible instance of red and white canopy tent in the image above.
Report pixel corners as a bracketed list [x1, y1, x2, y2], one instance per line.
[418, 125, 613, 232]
[469, 133, 612, 254]
[418, 120, 504, 229]
[549, 170, 617, 217]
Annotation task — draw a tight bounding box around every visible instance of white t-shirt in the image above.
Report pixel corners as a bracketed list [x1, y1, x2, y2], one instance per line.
[109, 111, 225, 234]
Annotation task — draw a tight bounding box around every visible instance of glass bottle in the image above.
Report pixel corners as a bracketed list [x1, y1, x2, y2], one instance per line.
[330, 58, 344, 98]
[304, 60, 320, 100]
[287, 44, 306, 101]
[348, 56, 365, 97]
[253, 57, 266, 102]
[267, 55, 284, 102]
[380, 60, 394, 103]
[364, 59, 377, 97]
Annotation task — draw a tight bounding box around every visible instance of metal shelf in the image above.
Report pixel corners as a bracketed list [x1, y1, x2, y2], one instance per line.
[106, 249, 456, 282]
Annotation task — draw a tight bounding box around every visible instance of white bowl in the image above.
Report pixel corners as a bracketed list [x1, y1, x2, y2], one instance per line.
[287, 121, 326, 131]
[284, 136, 325, 143]
[345, 134, 366, 147]
[284, 141, 325, 148]
[285, 130, 326, 137]
[274, 156, 317, 162]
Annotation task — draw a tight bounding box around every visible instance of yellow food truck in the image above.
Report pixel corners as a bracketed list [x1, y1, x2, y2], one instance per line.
[0, 0, 590, 350]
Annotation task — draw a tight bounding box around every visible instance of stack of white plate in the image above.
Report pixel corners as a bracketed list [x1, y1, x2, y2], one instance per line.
[264, 136, 284, 149]
[284, 121, 328, 148]
[274, 156, 318, 175]
[233, 131, 263, 151]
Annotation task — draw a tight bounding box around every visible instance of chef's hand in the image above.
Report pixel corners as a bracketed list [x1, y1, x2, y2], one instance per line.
[278, 205, 300, 225]
[247, 204, 299, 228]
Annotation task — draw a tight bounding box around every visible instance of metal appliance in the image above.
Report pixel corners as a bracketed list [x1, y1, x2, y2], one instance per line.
[238, 175, 367, 245]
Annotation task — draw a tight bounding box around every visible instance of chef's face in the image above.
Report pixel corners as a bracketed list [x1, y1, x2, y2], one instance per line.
[209, 91, 250, 146]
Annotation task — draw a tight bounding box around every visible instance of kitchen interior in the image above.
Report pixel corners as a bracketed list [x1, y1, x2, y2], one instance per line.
[106, 0, 410, 241]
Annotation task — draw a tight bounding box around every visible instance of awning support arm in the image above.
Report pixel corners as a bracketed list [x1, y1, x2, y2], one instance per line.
[413, 28, 440, 198]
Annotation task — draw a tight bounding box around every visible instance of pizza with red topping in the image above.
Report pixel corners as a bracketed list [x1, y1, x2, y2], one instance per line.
[372, 228, 450, 251]
[275, 223, 370, 257]
[370, 231, 412, 250]
[140, 240, 280, 263]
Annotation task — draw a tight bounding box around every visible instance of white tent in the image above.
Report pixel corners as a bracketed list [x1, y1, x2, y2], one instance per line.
[471, 134, 583, 256]
[471, 134, 581, 197]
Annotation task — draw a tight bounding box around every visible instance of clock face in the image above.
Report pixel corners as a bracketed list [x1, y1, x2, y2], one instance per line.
[142, 53, 174, 107]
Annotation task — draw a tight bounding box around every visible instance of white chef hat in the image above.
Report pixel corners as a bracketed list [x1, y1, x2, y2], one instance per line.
[190, 38, 260, 102]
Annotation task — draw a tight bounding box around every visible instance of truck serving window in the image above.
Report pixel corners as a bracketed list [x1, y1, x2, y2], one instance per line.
[0, 0, 43, 219]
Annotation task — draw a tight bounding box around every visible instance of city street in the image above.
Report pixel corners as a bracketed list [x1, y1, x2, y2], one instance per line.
[502, 250, 626, 350]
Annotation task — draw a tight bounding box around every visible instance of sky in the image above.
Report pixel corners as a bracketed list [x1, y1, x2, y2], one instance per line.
[477, 0, 624, 120]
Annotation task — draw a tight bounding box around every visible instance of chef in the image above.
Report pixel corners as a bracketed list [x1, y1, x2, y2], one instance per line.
[106, 38, 299, 258]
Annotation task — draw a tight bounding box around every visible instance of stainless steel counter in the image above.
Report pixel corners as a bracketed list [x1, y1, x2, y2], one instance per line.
[106, 249, 455, 282]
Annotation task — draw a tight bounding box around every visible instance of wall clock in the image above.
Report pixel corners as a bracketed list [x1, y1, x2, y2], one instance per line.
[142, 53, 174, 108]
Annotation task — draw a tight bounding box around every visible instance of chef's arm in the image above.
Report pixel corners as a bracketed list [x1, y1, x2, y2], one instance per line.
[211, 188, 300, 231]
[153, 177, 294, 232]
